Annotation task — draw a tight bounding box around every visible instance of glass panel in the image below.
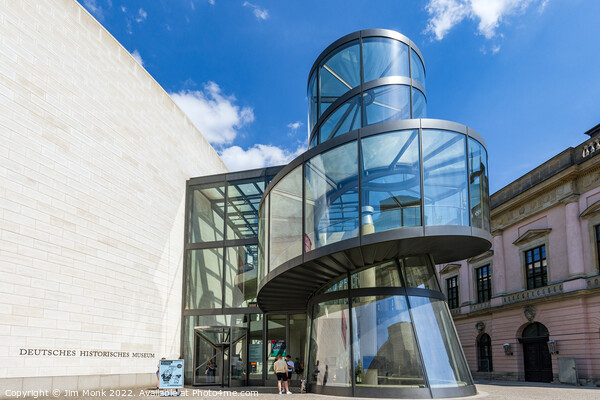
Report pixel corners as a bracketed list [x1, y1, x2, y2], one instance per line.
[258, 195, 268, 279]
[402, 255, 440, 291]
[361, 129, 421, 234]
[308, 70, 318, 132]
[266, 314, 287, 381]
[309, 298, 351, 387]
[319, 95, 361, 143]
[352, 295, 425, 387]
[468, 138, 489, 230]
[412, 88, 426, 119]
[363, 37, 409, 82]
[409, 296, 473, 388]
[230, 327, 247, 383]
[422, 129, 468, 226]
[351, 261, 401, 288]
[310, 132, 318, 148]
[318, 275, 349, 294]
[249, 314, 263, 380]
[305, 141, 359, 250]
[189, 184, 225, 242]
[226, 179, 264, 240]
[185, 248, 223, 309]
[364, 85, 411, 126]
[289, 314, 308, 380]
[320, 41, 360, 116]
[411, 49, 425, 87]
[270, 166, 303, 269]
[225, 244, 258, 308]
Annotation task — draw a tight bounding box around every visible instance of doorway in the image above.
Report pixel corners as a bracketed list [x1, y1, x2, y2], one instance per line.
[192, 326, 247, 386]
[520, 322, 552, 382]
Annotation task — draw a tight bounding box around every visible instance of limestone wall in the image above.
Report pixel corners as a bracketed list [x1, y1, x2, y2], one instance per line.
[0, 0, 226, 393]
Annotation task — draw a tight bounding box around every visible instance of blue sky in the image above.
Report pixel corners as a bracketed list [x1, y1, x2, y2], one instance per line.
[78, 0, 600, 193]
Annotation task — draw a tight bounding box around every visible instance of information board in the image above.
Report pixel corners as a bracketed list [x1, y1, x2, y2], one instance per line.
[158, 359, 184, 389]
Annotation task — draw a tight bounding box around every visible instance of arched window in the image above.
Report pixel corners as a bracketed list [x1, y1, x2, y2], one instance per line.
[477, 333, 493, 372]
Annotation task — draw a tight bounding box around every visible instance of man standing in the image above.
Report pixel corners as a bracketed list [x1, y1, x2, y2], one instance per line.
[285, 355, 295, 388]
[274, 354, 291, 394]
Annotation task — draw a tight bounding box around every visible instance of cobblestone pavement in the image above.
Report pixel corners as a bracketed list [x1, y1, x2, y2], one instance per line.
[29, 381, 600, 400]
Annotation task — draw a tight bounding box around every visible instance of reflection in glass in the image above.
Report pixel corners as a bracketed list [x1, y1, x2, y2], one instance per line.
[469, 138, 490, 231]
[308, 71, 318, 131]
[270, 166, 303, 269]
[352, 295, 425, 387]
[402, 255, 440, 291]
[189, 184, 225, 242]
[258, 195, 268, 278]
[310, 132, 318, 148]
[185, 248, 223, 309]
[266, 314, 287, 381]
[225, 244, 258, 308]
[411, 49, 425, 87]
[249, 314, 264, 380]
[289, 314, 308, 379]
[310, 299, 351, 387]
[422, 129, 468, 226]
[305, 141, 359, 250]
[320, 41, 360, 116]
[351, 261, 401, 288]
[363, 37, 409, 82]
[412, 88, 426, 119]
[318, 275, 349, 295]
[364, 85, 411, 126]
[319, 95, 361, 143]
[226, 179, 264, 240]
[409, 297, 473, 388]
[361, 130, 421, 234]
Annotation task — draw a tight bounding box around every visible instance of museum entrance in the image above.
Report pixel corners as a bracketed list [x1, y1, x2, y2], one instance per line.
[520, 322, 552, 383]
[192, 326, 247, 387]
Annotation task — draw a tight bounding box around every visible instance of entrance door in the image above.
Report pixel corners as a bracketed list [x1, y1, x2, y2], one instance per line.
[193, 327, 231, 386]
[521, 323, 552, 382]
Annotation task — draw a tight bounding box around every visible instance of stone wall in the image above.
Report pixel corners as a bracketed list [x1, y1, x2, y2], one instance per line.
[0, 0, 226, 394]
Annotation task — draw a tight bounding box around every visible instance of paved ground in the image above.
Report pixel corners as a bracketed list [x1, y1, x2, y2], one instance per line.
[28, 381, 599, 400]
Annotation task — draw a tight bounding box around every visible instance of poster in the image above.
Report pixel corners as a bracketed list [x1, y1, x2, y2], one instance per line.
[159, 359, 184, 389]
[270, 340, 286, 357]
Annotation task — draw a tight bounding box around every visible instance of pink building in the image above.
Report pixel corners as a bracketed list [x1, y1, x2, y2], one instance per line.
[438, 123, 600, 385]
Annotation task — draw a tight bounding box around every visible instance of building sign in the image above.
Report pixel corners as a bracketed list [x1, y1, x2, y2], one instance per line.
[18, 348, 156, 358]
[270, 340, 286, 357]
[159, 360, 184, 389]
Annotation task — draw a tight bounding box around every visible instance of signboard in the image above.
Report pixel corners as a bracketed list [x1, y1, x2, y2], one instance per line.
[159, 359, 184, 389]
[270, 340, 286, 357]
[249, 343, 262, 363]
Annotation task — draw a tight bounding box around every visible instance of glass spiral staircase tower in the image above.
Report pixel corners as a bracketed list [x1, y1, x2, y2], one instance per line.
[256, 29, 491, 398]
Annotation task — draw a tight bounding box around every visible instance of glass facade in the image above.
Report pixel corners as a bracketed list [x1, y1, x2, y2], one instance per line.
[185, 29, 488, 398]
[309, 34, 427, 148]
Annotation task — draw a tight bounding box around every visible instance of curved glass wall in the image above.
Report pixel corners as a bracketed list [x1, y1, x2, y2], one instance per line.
[269, 166, 302, 268]
[305, 141, 359, 250]
[305, 256, 473, 396]
[319, 94, 361, 143]
[361, 130, 421, 234]
[422, 130, 468, 227]
[261, 125, 489, 272]
[319, 40, 360, 116]
[363, 37, 409, 83]
[308, 32, 427, 148]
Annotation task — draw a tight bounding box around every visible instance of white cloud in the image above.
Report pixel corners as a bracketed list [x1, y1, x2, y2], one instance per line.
[83, 0, 104, 20]
[120, 6, 126, 13]
[425, 0, 546, 40]
[136, 8, 147, 23]
[170, 82, 254, 145]
[130, 49, 144, 65]
[243, 1, 269, 20]
[287, 121, 303, 137]
[220, 144, 305, 171]
[209, 0, 215, 4]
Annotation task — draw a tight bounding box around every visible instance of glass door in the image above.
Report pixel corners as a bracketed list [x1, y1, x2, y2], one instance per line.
[193, 327, 230, 386]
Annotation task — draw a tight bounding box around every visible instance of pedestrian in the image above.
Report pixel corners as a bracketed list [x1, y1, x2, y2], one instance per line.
[156, 357, 166, 389]
[206, 359, 216, 383]
[294, 358, 304, 379]
[285, 355, 294, 387]
[274, 354, 291, 394]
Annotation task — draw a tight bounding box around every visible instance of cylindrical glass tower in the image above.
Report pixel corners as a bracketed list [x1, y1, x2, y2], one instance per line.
[257, 29, 491, 398]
